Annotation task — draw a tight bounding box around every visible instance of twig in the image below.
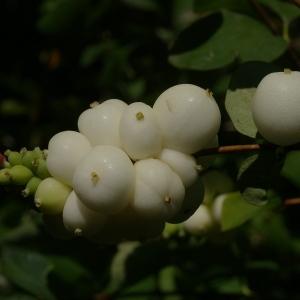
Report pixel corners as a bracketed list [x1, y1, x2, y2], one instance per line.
[249, 0, 300, 70]
[194, 143, 300, 158]
[284, 197, 300, 206]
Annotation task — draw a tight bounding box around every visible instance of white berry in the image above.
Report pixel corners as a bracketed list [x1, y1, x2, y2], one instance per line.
[252, 70, 300, 146]
[153, 84, 221, 154]
[78, 99, 127, 148]
[46, 131, 92, 187]
[119, 102, 162, 160]
[155, 148, 199, 188]
[131, 158, 185, 222]
[63, 191, 108, 237]
[72, 145, 135, 215]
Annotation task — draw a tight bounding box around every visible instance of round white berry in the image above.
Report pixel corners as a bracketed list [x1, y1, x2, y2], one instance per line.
[46, 131, 92, 187]
[131, 158, 185, 222]
[78, 99, 127, 148]
[153, 84, 221, 154]
[119, 102, 162, 160]
[155, 148, 199, 188]
[72, 145, 135, 215]
[63, 191, 108, 237]
[252, 70, 300, 146]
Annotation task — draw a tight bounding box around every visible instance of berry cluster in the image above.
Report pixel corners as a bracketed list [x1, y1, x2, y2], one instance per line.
[2, 84, 222, 245]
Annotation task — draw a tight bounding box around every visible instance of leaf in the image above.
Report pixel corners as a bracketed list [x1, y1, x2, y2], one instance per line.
[168, 10, 286, 71]
[221, 191, 280, 231]
[2, 246, 55, 300]
[47, 255, 93, 284]
[225, 61, 281, 138]
[107, 241, 170, 293]
[37, 0, 87, 35]
[237, 152, 284, 206]
[120, 0, 161, 12]
[193, 0, 255, 14]
[281, 150, 300, 188]
[258, 0, 300, 24]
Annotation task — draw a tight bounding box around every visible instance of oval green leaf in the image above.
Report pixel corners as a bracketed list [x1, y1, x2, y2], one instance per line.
[225, 61, 281, 138]
[168, 10, 286, 71]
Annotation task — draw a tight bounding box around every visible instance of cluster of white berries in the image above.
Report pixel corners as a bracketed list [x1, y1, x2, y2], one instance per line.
[38, 84, 221, 245]
[252, 69, 300, 146]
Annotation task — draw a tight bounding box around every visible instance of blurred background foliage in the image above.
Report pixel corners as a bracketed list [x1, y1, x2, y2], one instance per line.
[1, 0, 300, 299]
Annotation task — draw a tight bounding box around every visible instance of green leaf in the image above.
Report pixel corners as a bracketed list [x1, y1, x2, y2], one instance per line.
[47, 255, 93, 284]
[237, 153, 284, 206]
[258, 0, 300, 24]
[221, 191, 280, 231]
[168, 10, 286, 71]
[120, 0, 161, 12]
[225, 61, 281, 138]
[2, 246, 55, 300]
[37, 0, 87, 35]
[193, 0, 255, 14]
[281, 150, 300, 188]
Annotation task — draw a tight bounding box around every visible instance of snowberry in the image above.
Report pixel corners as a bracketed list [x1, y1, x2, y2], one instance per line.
[153, 84, 221, 154]
[34, 177, 73, 215]
[131, 158, 185, 222]
[72, 145, 135, 215]
[167, 176, 205, 224]
[78, 99, 127, 148]
[119, 102, 162, 160]
[155, 148, 199, 188]
[46, 131, 92, 187]
[62, 191, 107, 237]
[252, 69, 300, 146]
[210, 193, 227, 224]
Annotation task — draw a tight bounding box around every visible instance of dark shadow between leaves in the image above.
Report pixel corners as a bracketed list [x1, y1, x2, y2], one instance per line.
[169, 12, 223, 55]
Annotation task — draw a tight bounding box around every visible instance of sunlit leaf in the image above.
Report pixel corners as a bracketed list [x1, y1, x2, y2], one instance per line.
[221, 191, 280, 231]
[2, 246, 55, 300]
[225, 61, 281, 138]
[169, 10, 286, 70]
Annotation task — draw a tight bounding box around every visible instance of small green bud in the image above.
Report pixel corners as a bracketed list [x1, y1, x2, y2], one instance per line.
[33, 147, 45, 159]
[22, 176, 42, 197]
[5, 150, 23, 166]
[22, 150, 39, 173]
[0, 168, 11, 185]
[34, 177, 72, 215]
[34, 158, 52, 179]
[9, 165, 34, 186]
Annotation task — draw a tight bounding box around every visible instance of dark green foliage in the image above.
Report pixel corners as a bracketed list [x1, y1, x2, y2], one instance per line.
[1, 0, 300, 299]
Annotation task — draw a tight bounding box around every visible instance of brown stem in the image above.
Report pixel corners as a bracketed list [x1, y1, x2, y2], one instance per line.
[194, 143, 300, 158]
[284, 198, 300, 206]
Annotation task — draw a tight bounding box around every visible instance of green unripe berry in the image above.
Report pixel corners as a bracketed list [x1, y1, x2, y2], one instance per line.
[0, 168, 11, 185]
[9, 165, 34, 186]
[21, 150, 39, 173]
[33, 158, 52, 179]
[5, 150, 23, 166]
[34, 177, 72, 215]
[33, 147, 46, 159]
[22, 176, 42, 197]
